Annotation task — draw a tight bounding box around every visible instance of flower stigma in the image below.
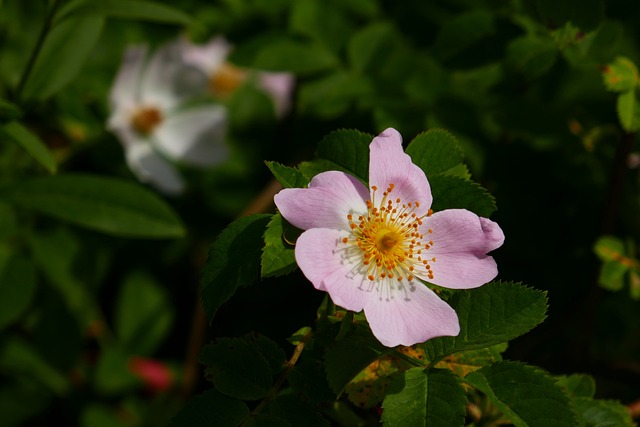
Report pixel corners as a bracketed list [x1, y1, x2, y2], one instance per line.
[341, 183, 436, 299]
[131, 107, 163, 135]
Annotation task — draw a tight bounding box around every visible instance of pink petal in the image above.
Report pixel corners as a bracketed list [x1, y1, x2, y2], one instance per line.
[421, 209, 504, 289]
[258, 72, 295, 118]
[295, 228, 372, 312]
[363, 283, 460, 347]
[274, 171, 369, 231]
[368, 128, 432, 217]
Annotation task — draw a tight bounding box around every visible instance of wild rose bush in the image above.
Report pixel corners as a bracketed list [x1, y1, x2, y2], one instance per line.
[1, 0, 640, 426]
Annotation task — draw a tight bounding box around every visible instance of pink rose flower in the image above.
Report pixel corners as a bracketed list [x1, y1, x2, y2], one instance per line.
[274, 128, 504, 347]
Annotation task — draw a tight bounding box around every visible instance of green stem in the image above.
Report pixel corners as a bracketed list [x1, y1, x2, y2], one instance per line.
[241, 330, 312, 425]
[391, 348, 427, 368]
[15, 0, 60, 101]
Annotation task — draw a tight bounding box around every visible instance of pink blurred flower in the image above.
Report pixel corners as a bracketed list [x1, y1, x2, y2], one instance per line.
[108, 42, 228, 195]
[128, 356, 174, 393]
[180, 36, 295, 118]
[274, 128, 504, 347]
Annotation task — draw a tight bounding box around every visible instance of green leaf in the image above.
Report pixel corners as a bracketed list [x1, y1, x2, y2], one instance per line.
[464, 361, 576, 427]
[602, 57, 638, 92]
[506, 36, 557, 80]
[114, 270, 174, 355]
[93, 347, 139, 395]
[252, 38, 338, 74]
[55, 0, 192, 25]
[382, 368, 467, 427]
[433, 9, 495, 60]
[429, 174, 496, 217]
[200, 214, 271, 321]
[289, 0, 351, 52]
[573, 397, 635, 427]
[616, 90, 640, 132]
[269, 395, 330, 427]
[324, 325, 387, 394]
[261, 213, 298, 278]
[0, 121, 56, 173]
[265, 161, 309, 188]
[0, 255, 37, 331]
[533, 0, 604, 32]
[200, 337, 273, 400]
[297, 71, 371, 119]
[4, 174, 185, 238]
[297, 159, 349, 181]
[424, 282, 548, 363]
[0, 336, 70, 395]
[244, 332, 286, 376]
[555, 374, 596, 398]
[348, 22, 396, 74]
[406, 129, 465, 176]
[0, 98, 22, 123]
[22, 15, 105, 101]
[168, 389, 249, 427]
[81, 404, 127, 427]
[598, 261, 626, 291]
[315, 129, 373, 183]
[433, 344, 507, 379]
[28, 226, 103, 329]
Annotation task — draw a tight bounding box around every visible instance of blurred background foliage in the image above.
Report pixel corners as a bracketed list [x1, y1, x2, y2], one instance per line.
[2, 0, 640, 425]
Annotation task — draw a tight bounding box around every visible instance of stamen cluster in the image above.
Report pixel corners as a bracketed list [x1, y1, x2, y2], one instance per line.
[342, 183, 436, 283]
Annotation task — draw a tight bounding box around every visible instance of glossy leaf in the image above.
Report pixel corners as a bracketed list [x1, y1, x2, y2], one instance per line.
[617, 90, 640, 132]
[573, 397, 635, 427]
[200, 214, 271, 321]
[4, 174, 185, 238]
[265, 161, 310, 188]
[55, 0, 192, 25]
[555, 374, 596, 398]
[168, 389, 249, 427]
[200, 337, 273, 400]
[261, 213, 297, 278]
[114, 270, 174, 355]
[406, 129, 465, 176]
[382, 368, 467, 427]
[0, 121, 56, 173]
[324, 325, 387, 394]
[22, 15, 105, 101]
[424, 282, 548, 363]
[602, 57, 638, 92]
[429, 174, 496, 217]
[465, 361, 576, 427]
[315, 129, 373, 183]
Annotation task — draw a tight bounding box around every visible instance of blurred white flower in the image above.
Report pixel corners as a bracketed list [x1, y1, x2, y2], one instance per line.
[108, 42, 229, 195]
[180, 36, 295, 118]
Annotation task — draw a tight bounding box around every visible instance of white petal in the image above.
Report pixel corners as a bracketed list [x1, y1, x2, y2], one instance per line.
[124, 141, 185, 195]
[181, 36, 233, 74]
[152, 105, 228, 167]
[258, 72, 295, 118]
[110, 45, 147, 109]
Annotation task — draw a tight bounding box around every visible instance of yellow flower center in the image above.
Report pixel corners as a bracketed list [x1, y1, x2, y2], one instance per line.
[131, 107, 163, 135]
[209, 62, 247, 98]
[342, 183, 436, 284]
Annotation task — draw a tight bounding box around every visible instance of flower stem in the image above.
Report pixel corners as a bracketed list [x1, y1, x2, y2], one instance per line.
[15, 0, 60, 101]
[242, 330, 312, 424]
